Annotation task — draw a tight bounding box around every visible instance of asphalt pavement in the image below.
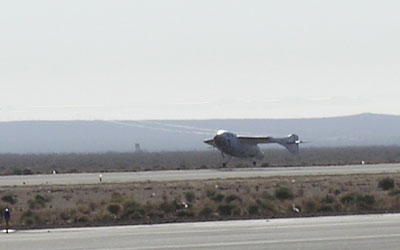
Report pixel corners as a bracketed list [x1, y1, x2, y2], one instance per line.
[0, 163, 399, 186]
[1, 214, 400, 250]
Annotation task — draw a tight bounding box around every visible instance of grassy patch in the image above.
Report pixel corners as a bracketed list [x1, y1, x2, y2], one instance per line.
[378, 177, 395, 190]
[185, 192, 195, 203]
[274, 187, 294, 201]
[1, 194, 17, 205]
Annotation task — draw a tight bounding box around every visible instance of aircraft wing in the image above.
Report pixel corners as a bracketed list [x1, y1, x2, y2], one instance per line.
[204, 138, 216, 147]
[237, 136, 274, 145]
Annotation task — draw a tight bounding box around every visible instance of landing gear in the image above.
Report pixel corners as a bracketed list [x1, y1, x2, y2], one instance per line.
[252, 161, 257, 167]
[221, 155, 232, 168]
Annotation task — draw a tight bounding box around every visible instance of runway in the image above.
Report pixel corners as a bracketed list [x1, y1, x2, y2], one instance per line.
[2, 214, 400, 250]
[0, 163, 399, 186]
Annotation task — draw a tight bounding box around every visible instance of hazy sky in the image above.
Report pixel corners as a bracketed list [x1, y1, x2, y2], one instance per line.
[1, 0, 399, 120]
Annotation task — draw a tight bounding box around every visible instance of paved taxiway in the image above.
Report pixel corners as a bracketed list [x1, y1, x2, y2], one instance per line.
[0, 163, 398, 186]
[2, 214, 400, 250]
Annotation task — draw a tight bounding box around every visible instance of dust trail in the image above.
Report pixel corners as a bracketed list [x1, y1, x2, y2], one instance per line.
[105, 120, 215, 136]
[143, 121, 216, 134]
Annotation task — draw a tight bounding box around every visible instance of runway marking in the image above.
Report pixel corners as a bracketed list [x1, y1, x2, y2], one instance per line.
[1, 229, 16, 233]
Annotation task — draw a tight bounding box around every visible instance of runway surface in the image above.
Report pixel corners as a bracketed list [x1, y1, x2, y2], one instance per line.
[0, 163, 399, 186]
[2, 214, 400, 250]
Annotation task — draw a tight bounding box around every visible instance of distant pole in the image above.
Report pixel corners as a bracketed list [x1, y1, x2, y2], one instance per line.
[135, 143, 141, 152]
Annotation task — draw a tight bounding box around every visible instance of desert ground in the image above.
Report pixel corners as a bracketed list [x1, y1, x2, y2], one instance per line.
[1, 146, 400, 175]
[1, 172, 400, 229]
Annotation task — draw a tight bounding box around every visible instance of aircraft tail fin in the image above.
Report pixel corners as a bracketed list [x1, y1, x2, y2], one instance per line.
[275, 134, 301, 155]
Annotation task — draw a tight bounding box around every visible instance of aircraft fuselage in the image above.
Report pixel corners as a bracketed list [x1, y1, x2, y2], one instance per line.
[213, 131, 264, 160]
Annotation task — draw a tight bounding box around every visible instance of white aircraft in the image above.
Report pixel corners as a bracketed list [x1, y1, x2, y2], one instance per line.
[204, 130, 303, 166]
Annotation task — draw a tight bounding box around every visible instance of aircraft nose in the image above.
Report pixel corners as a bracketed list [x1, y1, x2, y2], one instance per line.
[213, 134, 222, 145]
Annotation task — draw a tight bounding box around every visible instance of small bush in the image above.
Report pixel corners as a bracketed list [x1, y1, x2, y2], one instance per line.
[12, 168, 22, 175]
[89, 202, 98, 211]
[172, 199, 186, 211]
[357, 194, 375, 209]
[23, 168, 33, 175]
[303, 199, 318, 213]
[274, 187, 294, 201]
[143, 201, 155, 212]
[111, 192, 125, 203]
[28, 200, 36, 209]
[107, 204, 121, 215]
[389, 189, 400, 196]
[206, 189, 216, 197]
[340, 192, 375, 209]
[378, 177, 395, 190]
[225, 194, 242, 203]
[75, 216, 89, 223]
[122, 200, 145, 219]
[248, 204, 259, 215]
[185, 192, 196, 203]
[176, 210, 194, 217]
[210, 193, 224, 202]
[158, 200, 176, 214]
[232, 207, 242, 216]
[321, 194, 335, 204]
[29, 195, 51, 209]
[217, 204, 235, 216]
[199, 206, 214, 217]
[262, 192, 275, 200]
[318, 204, 334, 212]
[2, 195, 17, 205]
[59, 209, 76, 221]
[340, 193, 356, 204]
[24, 218, 34, 226]
[22, 210, 42, 226]
[35, 194, 49, 204]
[60, 212, 69, 221]
[256, 199, 276, 212]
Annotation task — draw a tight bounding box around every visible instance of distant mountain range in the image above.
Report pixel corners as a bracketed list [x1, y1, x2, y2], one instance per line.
[0, 113, 399, 153]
